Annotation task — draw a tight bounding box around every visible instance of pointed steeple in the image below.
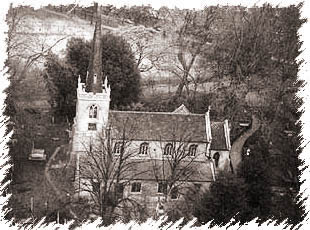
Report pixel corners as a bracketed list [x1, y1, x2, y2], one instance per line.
[85, 2, 103, 93]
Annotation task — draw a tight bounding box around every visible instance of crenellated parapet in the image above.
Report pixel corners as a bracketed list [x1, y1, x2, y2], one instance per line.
[77, 75, 111, 100]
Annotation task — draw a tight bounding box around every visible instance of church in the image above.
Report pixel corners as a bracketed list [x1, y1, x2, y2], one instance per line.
[71, 4, 231, 218]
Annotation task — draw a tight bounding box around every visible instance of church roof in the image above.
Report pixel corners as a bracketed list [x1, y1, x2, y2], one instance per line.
[109, 110, 207, 142]
[211, 122, 228, 150]
[108, 110, 230, 150]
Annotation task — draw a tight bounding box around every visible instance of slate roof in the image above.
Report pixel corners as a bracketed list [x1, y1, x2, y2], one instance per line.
[211, 122, 228, 150]
[123, 159, 214, 182]
[108, 110, 230, 150]
[109, 110, 208, 142]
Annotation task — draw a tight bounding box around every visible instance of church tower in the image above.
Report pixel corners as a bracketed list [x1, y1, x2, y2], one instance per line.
[72, 3, 110, 153]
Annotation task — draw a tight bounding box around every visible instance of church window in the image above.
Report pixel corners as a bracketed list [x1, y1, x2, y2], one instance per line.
[94, 74, 97, 84]
[139, 142, 149, 155]
[89, 105, 98, 118]
[92, 180, 100, 194]
[194, 183, 202, 191]
[213, 152, 220, 168]
[158, 182, 167, 194]
[170, 187, 179, 200]
[131, 182, 142, 193]
[88, 123, 97, 130]
[115, 183, 124, 200]
[188, 144, 198, 157]
[113, 142, 123, 155]
[164, 143, 173, 155]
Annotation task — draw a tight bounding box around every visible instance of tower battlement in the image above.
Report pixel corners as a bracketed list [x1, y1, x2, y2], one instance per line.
[77, 75, 110, 100]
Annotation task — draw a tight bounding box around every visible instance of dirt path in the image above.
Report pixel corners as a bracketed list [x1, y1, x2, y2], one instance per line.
[230, 114, 261, 173]
[44, 145, 78, 220]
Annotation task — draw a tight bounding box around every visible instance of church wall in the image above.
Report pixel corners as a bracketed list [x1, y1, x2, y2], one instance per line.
[72, 131, 98, 152]
[75, 95, 110, 132]
[73, 134, 211, 160]
[72, 81, 111, 153]
[74, 137, 216, 212]
[77, 178, 213, 218]
[210, 150, 231, 172]
[111, 139, 209, 161]
[122, 180, 212, 216]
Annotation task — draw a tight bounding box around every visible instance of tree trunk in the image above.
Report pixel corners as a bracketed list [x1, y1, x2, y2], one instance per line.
[230, 114, 261, 173]
[174, 80, 185, 100]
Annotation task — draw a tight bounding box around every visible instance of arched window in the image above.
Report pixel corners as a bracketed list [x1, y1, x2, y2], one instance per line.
[89, 105, 98, 118]
[94, 74, 97, 84]
[92, 179, 100, 193]
[139, 142, 149, 155]
[194, 183, 201, 191]
[115, 183, 124, 200]
[131, 182, 142, 193]
[170, 187, 179, 200]
[113, 142, 123, 155]
[158, 182, 167, 194]
[213, 152, 220, 168]
[188, 144, 198, 157]
[164, 143, 173, 155]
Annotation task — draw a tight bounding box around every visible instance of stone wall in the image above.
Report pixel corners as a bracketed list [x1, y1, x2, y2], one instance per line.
[122, 180, 212, 217]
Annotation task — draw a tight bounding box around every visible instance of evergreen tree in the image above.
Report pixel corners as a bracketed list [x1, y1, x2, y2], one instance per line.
[193, 131, 304, 226]
[193, 172, 249, 226]
[66, 37, 91, 81]
[44, 34, 141, 120]
[44, 52, 76, 121]
[237, 134, 272, 222]
[65, 34, 141, 108]
[192, 4, 305, 226]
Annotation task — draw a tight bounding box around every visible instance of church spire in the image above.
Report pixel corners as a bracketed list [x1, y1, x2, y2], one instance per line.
[85, 2, 103, 93]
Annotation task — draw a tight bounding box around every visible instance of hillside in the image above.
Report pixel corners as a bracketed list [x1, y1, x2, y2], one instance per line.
[8, 5, 224, 102]
[7, 5, 300, 114]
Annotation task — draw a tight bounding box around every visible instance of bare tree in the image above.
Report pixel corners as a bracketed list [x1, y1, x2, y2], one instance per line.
[77, 120, 148, 224]
[211, 5, 301, 174]
[5, 4, 70, 134]
[156, 7, 218, 100]
[6, 5, 68, 81]
[117, 7, 218, 99]
[150, 119, 213, 209]
[117, 26, 163, 74]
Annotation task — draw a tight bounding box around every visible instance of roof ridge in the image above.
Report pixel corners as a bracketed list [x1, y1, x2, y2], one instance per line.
[109, 110, 205, 116]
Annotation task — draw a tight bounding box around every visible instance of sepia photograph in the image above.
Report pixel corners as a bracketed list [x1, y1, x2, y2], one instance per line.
[1, 0, 309, 228]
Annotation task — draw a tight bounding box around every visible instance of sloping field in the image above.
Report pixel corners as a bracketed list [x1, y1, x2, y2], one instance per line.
[10, 6, 182, 109]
